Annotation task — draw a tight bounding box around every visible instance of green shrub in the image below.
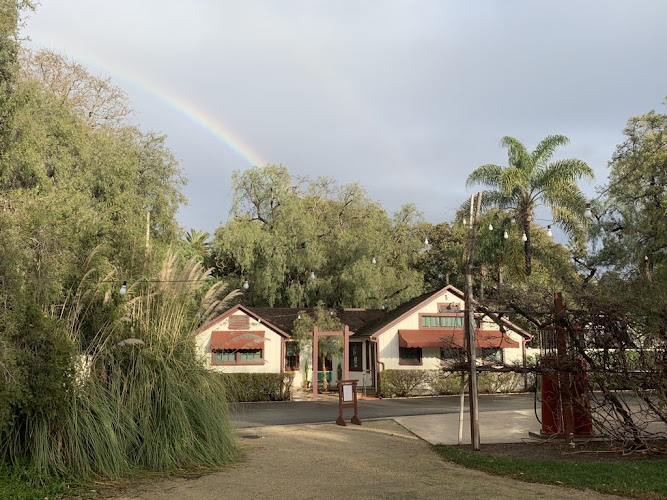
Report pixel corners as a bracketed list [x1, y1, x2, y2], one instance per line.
[221, 372, 295, 402]
[431, 373, 464, 395]
[379, 369, 435, 397]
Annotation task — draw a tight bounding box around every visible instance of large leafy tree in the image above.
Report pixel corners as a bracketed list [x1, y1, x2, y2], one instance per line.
[467, 135, 594, 275]
[212, 165, 424, 308]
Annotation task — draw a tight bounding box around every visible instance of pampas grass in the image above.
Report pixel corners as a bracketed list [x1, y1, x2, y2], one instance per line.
[1, 249, 240, 481]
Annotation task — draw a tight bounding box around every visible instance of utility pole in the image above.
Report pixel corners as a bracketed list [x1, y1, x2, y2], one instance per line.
[465, 192, 482, 451]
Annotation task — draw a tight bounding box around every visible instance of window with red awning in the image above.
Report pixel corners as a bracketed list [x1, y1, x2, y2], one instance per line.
[398, 329, 519, 349]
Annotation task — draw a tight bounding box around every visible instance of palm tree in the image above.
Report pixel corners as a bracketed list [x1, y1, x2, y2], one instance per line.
[185, 229, 212, 257]
[467, 135, 594, 275]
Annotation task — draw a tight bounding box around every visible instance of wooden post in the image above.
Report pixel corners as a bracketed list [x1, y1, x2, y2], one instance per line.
[555, 292, 575, 444]
[465, 192, 482, 451]
[343, 325, 350, 381]
[312, 326, 319, 401]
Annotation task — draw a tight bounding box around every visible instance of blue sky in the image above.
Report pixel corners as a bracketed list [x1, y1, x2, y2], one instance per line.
[23, 1, 667, 236]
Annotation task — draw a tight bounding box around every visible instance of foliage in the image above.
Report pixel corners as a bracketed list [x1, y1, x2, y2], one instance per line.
[292, 303, 344, 386]
[467, 135, 594, 275]
[221, 372, 295, 402]
[589, 100, 667, 279]
[435, 445, 667, 499]
[212, 165, 424, 308]
[379, 369, 435, 397]
[0, 252, 239, 480]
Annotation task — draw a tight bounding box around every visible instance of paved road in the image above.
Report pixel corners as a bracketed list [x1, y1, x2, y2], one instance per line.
[231, 393, 537, 428]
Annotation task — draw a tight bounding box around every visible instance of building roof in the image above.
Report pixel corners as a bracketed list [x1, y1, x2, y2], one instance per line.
[247, 307, 385, 336]
[194, 285, 531, 341]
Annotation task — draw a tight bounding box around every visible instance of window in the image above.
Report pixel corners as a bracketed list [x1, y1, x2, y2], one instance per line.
[240, 349, 262, 361]
[285, 342, 300, 371]
[422, 315, 464, 328]
[228, 315, 249, 330]
[399, 347, 422, 365]
[212, 348, 263, 365]
[349, 343, 363, 371]
[479, 348, 502, 363]
[440, 347, 464, 362]
[317, 357, 333, 371]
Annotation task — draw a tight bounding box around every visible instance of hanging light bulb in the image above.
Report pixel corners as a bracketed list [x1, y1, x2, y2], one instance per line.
[119, 281, 127, 296]
[424, 238, 429, 246]
[309, 271, 316, 280]
[546, 225, 553, 238]
[242, 280, 249, 290]
[463, 219, 467, 226]
[371, 257, 377, 265]
[584, 203, 593, 219]
[521, 232, 528, 242]
[488, 223, 493, 231]
[510, 217, 516, 224]
[503, 230, 509, 239]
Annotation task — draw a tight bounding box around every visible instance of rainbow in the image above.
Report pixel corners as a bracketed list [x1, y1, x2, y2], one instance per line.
[28, 42, 266, 167]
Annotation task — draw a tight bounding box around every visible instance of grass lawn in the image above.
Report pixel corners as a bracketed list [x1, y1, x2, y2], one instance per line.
[0, 464, 71, 500]
[434, 445, 667, 499]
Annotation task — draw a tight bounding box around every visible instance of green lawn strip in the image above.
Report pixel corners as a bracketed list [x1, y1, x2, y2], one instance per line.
[0, 463, 70, 500]
[434, 445, 667, 499]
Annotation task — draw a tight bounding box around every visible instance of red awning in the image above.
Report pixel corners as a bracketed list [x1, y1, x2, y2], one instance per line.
[210, 331, 264, 350]
[398, 329, 519, 349]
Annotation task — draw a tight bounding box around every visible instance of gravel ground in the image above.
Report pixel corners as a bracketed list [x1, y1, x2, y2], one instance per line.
[108, 420, 620, 500]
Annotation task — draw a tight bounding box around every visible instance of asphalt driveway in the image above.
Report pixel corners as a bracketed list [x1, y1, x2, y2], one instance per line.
[231, 393, 536, 428]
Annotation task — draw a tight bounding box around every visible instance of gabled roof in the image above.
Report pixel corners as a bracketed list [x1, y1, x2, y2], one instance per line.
[194, 304, 385, 339]
[354, 285, 532, 340]
[193, 304, 290, 339]
[248, 307, 385, 336]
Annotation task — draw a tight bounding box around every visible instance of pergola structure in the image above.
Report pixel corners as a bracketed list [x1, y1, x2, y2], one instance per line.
[312, 325, 353, 401]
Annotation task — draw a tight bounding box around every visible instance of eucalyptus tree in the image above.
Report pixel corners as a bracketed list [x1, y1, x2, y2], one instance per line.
[467, 135, 594, 275]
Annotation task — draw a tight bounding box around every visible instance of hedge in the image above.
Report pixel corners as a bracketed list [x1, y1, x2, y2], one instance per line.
[379, 369, 529, 397]
[220, 372, 295, 402]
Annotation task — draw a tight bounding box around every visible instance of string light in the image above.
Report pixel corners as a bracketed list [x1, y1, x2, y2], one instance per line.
[242, 280, 249, 290]
[503, 230, 509, 239]
[371, 257, 377, 265]
[309, 271, 316, 280]
[584, 203, 593, 219]
[119, 281, 127, 296]
[522, 232, 528, 242]
[488, 223, 493, 231]
[546, 225, 553, 238]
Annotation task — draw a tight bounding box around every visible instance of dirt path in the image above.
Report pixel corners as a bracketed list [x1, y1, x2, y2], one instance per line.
[110, 420, 618, 500]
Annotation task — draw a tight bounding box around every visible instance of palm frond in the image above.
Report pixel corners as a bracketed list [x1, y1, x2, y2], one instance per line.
[531, 135, 570, 167]
[500, 136, 532, 172]
[499, 167, 529, 197]
[466, 164, 504, 189]
[534, 159, 595, 193]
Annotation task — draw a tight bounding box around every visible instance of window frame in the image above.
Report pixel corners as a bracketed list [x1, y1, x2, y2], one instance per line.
[211, 348, 264, 366]
[284, 341, 300, 371]
[349, 342, 363, 371]
[399, 346, 423, 366]
[419, 313, 465, 329]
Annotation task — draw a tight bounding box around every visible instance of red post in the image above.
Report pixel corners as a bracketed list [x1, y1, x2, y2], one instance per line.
[343, 325, 350, 381]
[312, 326, 319, 401]
[555, 293, 575, 443]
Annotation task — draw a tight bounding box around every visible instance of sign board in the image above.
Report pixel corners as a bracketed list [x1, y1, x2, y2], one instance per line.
[336, 380, 362, 426]
[342, 383, 354, 402]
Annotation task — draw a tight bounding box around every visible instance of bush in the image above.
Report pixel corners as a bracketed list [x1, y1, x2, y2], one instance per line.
[221, 372, 295, 402]
[379, 369, 435, 397]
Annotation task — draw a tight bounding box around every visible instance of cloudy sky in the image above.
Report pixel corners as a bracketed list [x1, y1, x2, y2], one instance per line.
[23, 1, 667, 234]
